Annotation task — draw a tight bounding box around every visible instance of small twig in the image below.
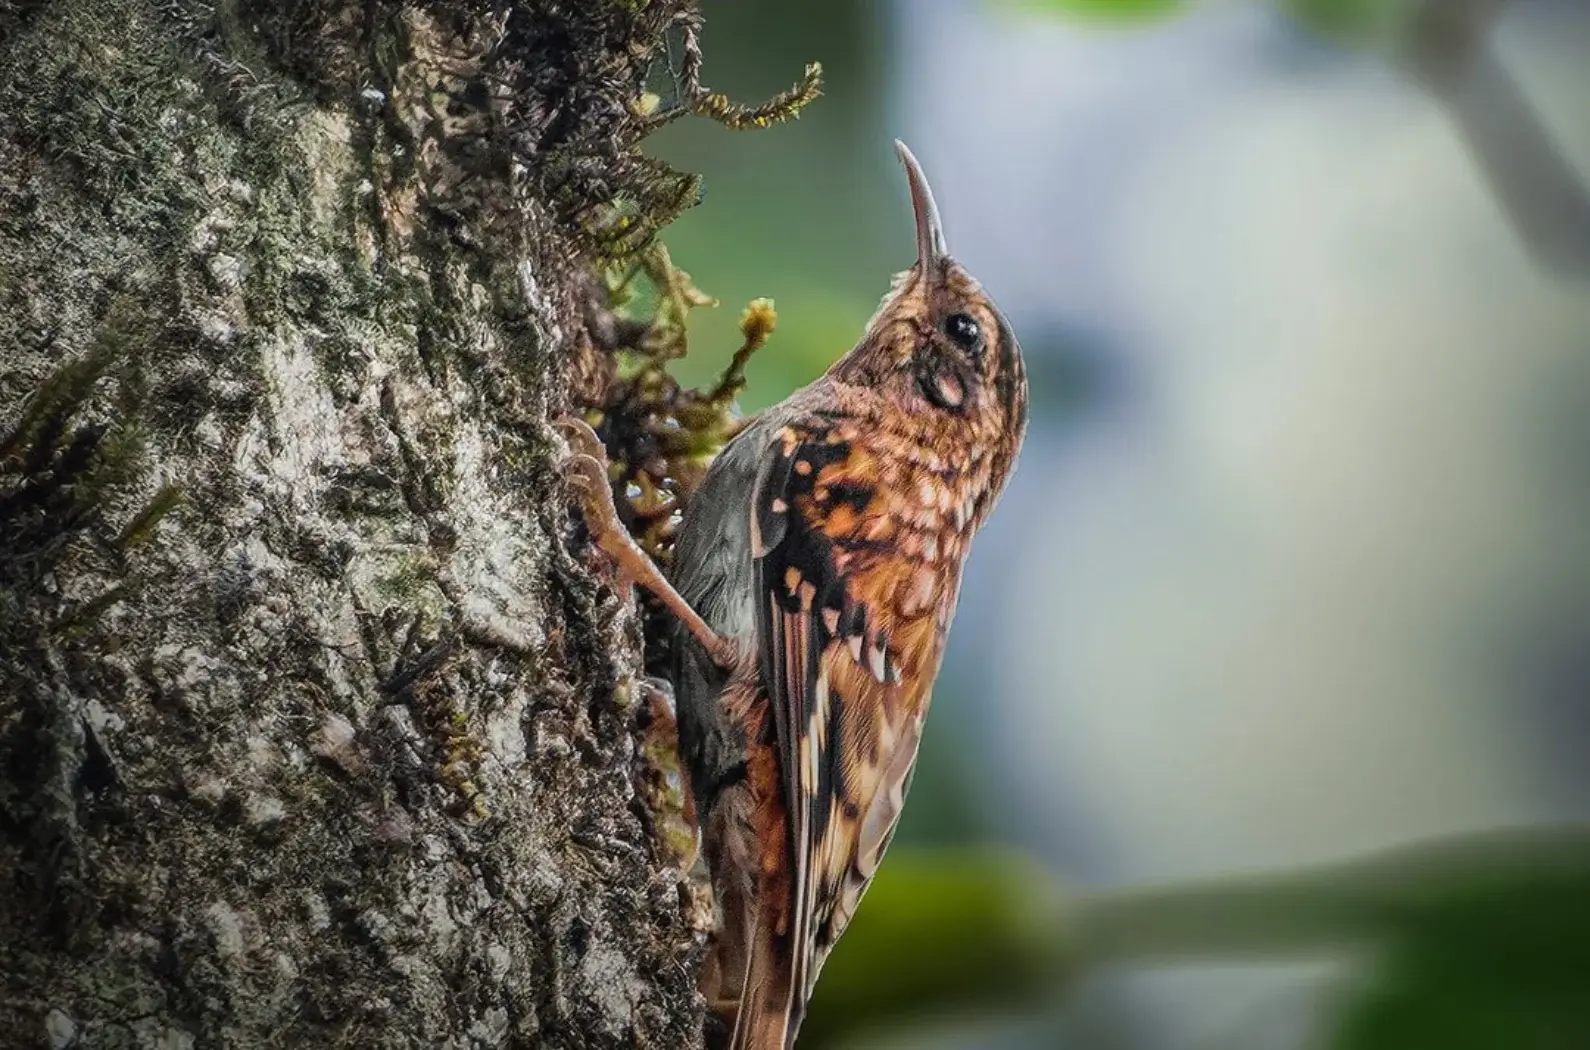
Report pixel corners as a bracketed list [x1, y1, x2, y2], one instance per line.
[707, 298, 776, 405]
[642, 13, 822, 132]
[1402, 0, 1590, 276]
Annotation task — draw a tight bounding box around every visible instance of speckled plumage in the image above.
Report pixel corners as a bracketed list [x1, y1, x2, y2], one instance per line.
[563, 143, 1026, 1050]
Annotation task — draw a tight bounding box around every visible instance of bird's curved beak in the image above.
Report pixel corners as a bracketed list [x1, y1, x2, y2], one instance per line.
[894, 140, 947, 271]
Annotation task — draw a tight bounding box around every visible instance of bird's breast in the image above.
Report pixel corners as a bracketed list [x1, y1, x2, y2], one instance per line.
[794, 421, 993, 687]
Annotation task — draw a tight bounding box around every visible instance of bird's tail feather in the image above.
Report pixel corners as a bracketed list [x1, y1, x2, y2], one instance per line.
[727, 920, 801, 1050]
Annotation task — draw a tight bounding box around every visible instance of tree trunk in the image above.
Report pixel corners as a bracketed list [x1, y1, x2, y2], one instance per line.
[0, 2, 705, 1047]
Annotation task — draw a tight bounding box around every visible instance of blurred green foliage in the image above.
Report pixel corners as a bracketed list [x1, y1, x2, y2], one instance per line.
[1329, 838, 1590, 1050]
[1023, 0, 1425, 49]
[1022, 0, 1187, 22]
[802, 829, 1590, 1049]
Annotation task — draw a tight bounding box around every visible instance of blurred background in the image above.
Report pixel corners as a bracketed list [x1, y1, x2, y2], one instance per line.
[646, 1, 1590, 1047]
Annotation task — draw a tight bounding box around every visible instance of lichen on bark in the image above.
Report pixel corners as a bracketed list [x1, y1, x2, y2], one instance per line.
[0, 1, 745, 1046]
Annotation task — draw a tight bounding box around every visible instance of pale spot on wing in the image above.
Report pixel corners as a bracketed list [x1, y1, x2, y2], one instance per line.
[899, 564, 938, 617]
[815, 673, 835, 755]
[877, 716, 897, 755]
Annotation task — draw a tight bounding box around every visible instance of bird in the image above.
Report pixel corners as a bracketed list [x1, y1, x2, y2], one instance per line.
[560, 140, 1027, 1050]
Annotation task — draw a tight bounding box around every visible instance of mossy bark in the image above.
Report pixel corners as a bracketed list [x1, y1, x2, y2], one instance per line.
[0, 2, 703, 1047]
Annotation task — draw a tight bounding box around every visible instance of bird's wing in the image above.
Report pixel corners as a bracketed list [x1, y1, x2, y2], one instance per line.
[749, 417, 951, 1013]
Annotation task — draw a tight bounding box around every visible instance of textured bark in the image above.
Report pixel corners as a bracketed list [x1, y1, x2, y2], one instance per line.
[0, 2, 704, 1047]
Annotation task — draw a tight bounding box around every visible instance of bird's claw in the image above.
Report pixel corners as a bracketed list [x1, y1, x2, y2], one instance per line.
[555, 416, 627, 544]
[555, 415, 608, 463]
[555, 416, 739, 674]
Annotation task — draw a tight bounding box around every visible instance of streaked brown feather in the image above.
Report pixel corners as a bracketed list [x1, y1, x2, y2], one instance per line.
[741, 406, 985, 1037]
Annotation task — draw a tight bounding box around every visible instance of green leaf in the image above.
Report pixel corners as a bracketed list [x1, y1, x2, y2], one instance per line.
[1025, 0, 1423, 49]
[1018, 0, 1189, 24]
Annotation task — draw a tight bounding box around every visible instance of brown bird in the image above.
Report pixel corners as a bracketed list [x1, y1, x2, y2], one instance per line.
[561, 141, 1027, 1050]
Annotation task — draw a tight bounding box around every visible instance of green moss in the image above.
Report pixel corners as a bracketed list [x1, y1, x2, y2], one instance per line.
[0, 296, 177, 637]
[52, 582, 133, 637]
[112, 483, 183, 551]
[369, 553, 446, 612]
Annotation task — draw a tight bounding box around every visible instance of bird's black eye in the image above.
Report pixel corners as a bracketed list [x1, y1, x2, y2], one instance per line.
[944, 313, 983, 354]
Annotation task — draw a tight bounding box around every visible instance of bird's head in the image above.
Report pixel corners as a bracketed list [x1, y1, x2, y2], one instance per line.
[832, 142, 1027, 457]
